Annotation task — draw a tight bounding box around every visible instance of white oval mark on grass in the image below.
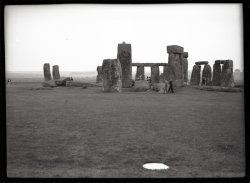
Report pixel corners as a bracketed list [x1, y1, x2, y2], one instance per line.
[143, 163, 169, 170]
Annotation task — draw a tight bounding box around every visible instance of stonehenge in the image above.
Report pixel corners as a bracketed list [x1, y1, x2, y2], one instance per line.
[202, 64, 212, 83]
[151, 65, 160, 84]
[190, 65, 201, 85]
[52, 65, 60, 80]
[96, 66, 102, 83]
[117, 42, 132, 88]
[220, 60, 234, 87]
[195, 61, 208, 65]
[43, 63, 52, 81]
[183, 52, 188, 83]
[135, 65, 145, 80]
[212, 62, 222, 86]
[102, 59, 122, 92]
[212, 60, 234, 87]
[167, 45, 184, 80]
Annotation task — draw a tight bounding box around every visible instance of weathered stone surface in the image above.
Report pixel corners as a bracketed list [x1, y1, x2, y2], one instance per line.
[96, 66, 102, 83]
[52, 65, 60, 80]
[133, 80, 150, 92]
[190, 65, 201, 85]
[151, 65, 160, 84]
[168, 53, 183, 81]
[55, 77, 73, 86]
[195, 61, 209, 65]
[202, 64, 212, 83]
[43, 63, 52, 81]
[42, 80, 56, 87]
[163, 65, 175, 81]
[152, 83, 165, 93]
[167, 45, 184, 54]
[183, 58, 188, 83]
[183, 52, 188, 58]
[135, 65, 145, 80]
[212, 63, 222, 86]
[117, 42, 132, 88]
[221, 60, 234, 87]
[215, 60, 226, 65]
[132, 63, 168, 67]
[102, 59, 122, 92]
[66, 81, 102, 87]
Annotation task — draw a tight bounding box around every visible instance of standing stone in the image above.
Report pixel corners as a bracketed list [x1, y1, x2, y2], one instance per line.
[117, 42, 132, 88]
[96, 66, 102, 83]
[212, 63, 222, 86]
[163, 65, 175, 81]
[190, 65, 201, 85]
[135, 65, 145, 80]
[102, 59, 122, 92]
[167, 45, 184, 86]
[183, 52, 188, 83]
[43, 63, 52, 81]
[52, 65, 60, 80]
[221, 60, 234, 87]
[151, 66, 160, 84]
[202, 64, 212, 82]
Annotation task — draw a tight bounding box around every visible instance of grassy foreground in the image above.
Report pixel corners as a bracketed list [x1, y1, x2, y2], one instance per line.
[6, 82, 245, 178]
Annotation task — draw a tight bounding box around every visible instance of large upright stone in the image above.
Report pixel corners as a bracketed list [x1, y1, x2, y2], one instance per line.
[190, 65, 201, 85]
[117, 42, 132, 88]
[163, 65, 175, 81]
[221, 60, 234, 87]
[52, 65, 60, 80]
[183, 52, 188, 83]
[135, 65, 145, 80]
[96, 66, 102, 83]
[102, 59, 122, 92]
[151, 66, 160, 84]
[212, 63, 222, 86]
[202, 64, 212, 82]
[43, 63, 52, 81]
[167, 45, 184, 86]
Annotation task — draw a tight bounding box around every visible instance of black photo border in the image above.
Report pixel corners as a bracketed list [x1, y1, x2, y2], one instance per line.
[0, 0, 249, 183]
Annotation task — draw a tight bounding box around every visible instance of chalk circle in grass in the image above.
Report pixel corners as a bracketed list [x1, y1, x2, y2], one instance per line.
[142, 163, 169, 170]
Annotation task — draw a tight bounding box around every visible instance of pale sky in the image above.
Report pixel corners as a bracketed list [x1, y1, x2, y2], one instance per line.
[4, 4, 243, 72]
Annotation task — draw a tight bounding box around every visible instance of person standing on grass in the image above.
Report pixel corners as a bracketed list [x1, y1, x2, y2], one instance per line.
[7, 79, 12, 87]
[168, 80, 174, 93]
[148, 77, 152, 89]
[163, 79, 168, 94]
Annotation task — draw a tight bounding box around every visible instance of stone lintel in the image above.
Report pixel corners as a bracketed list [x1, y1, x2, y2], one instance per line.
[195, 61, 209, 65]
[167, 45, 184, 54]
[132, 63, 168, 67]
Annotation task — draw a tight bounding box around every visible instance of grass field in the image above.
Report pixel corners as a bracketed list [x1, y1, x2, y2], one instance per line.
[6, 82, 245, 178]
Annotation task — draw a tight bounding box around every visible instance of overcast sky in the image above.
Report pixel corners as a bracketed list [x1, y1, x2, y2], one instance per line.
[4, 4, 243, 72]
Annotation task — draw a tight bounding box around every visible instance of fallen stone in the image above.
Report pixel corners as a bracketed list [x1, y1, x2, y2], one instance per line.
[42, 80, 56, 87]
[133, 80, 150, 92]
[55, 77, 73, 86]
